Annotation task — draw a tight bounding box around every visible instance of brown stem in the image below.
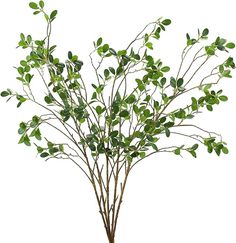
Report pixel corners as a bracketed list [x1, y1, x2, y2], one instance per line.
[112, 164, 131, 236]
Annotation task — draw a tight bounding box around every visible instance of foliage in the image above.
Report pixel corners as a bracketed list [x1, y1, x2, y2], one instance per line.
[1, 1, 235, 243]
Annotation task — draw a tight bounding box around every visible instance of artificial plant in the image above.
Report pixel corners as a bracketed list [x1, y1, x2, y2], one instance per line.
[1, 1, 235, 243]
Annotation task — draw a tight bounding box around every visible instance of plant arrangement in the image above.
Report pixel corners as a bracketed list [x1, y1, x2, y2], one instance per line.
[1, 1, 235, 243]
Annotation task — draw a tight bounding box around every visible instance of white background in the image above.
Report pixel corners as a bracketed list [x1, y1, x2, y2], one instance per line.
[0, 0, 236, 243]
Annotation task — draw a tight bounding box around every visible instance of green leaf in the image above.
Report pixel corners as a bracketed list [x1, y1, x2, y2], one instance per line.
[109, 48, 117, 56]
[136, 79, 145, 91]
[139, 152, 146, 159]
[219, 65, 224, 74]
[20, 96, 27, 102]
[20, 122, 27, 130]
[143, 109, 151, 118]
[18, 122, 27, 134]
[25, 73, 33, 83]
[16, 102, 22, 108]
[59, 144, 64, 152]
[17, 67, 24, 75]
[95, 105, 105, 115]
[18, 129, 25, 135]
[37, 146, 44, 153]
[133, 105, 139, 114]
[191, 97, 198, 111]
[145, 42, 153, 50]
[50, 10, 58, 19]
[186, 114, 194, 119]
[133, 54, 140, 60]
[162, 19, 171, 26]
[27, 35, 32, 43]
[29, 2, 38, 9]
[33, 11, 41, 15]
[224, 57, 235, 68]
[104, 69, 110, 78]
[222, 70, 232, 78]
[109, 67, 115, 75]
[18, 135, 25, 144]
[205, 46, 215, 56]
[226, 42, 235, 49]
[88, 143, 96, 151]
[1, 91, 10, 97]
[24, 136, 31, 146]
[20, 33, 25, 40]
[19, 134, 31, 146]
[146, 55, 154, 64]
[206, 105, 213, 111]
[34, 129, 42, 140]
[39, 0, 44, 8]
[20, 60, 27, 66]
[97, 37, 103, 47]
[191, 144, 199, 150]
[125, 94, 136, 104]
[188, 150, 197, 158]
[154, 100, 160, 110]
[44, 13, 49, 21]
[174, 148, 181, 155]
[102, 44, 109, 53]
[119, 110, 129, 118]
[217, 45, 225, 51]
[144, 125, 151, 133]
[16, 95, 27, 106]
[203, 84, 212, 92]
[222, 147, 229, 154]
[170, 77, 176, 88]
[110, 131, 118, 137]
[114, 66, 122, 76]
[202, 28, 209, 37]
[160, 117, 166, 123]
[214, 147, 221, 156]
[177, 78, 184, 87]
[175, 109, 186, 119]
[165, 128, 170, 137]
[117, 50, 127, 56]
[97, 143, 105, 154]
[161, 66, 170, 72]
[186, 33, 190, 40]
[30, 116, 40, 128]
[219, 95, 228, 101]
[215, 37, 227, 46]
[131, 151, 139, 158]
[144, 95, 151, 102]
[68, 51, 72, 60]
[160, 77, 166, 86]
[44, 96, 53, 104]
[164, 121, 174, 128]
[49, 147, 59, 155]
[151, 143, 158, 151]
[40, 152, 49, 158]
